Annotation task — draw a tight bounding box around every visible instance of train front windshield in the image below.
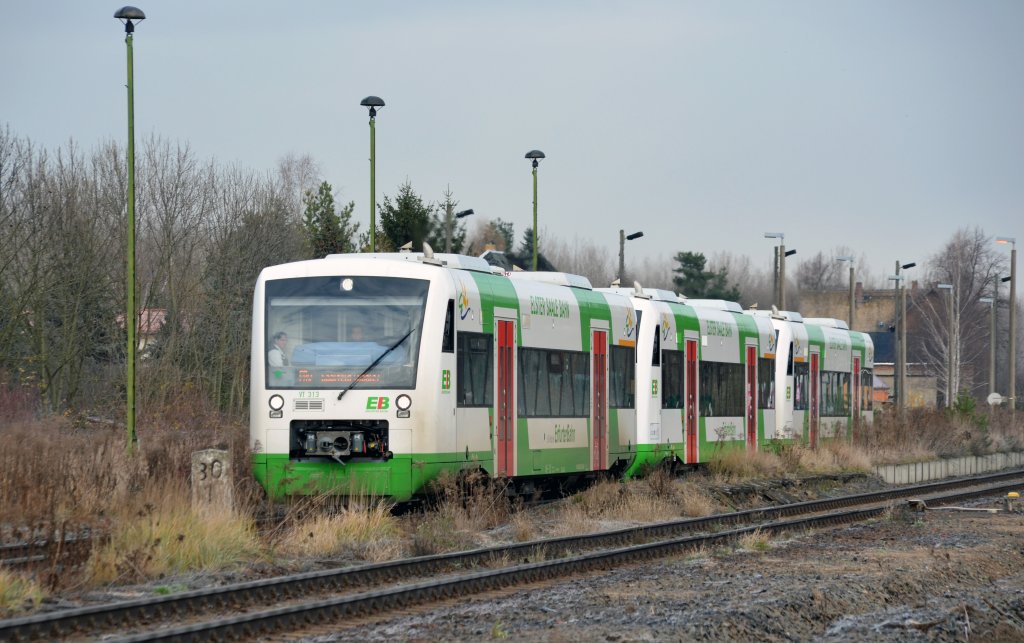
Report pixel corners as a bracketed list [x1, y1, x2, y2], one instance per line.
[265, 275, 429, 390]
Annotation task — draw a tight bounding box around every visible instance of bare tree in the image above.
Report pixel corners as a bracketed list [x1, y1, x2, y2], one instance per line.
[541, 231, 615, 286]
[708, 251, 770, 308]
[276, 153, 322, 222]
[913, 227, 1005, 403]
[796, 246, 857, 291]
[464, 217, 515, 255]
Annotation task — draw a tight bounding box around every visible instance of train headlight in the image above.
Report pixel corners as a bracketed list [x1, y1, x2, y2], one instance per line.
[340, 278, 354, 292]
[395, 394, 411, 418]
[268, 394, 285, 411]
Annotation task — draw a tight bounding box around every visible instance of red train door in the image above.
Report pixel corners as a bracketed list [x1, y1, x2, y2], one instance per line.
[591, 330, 608, 471]
[852, 356, 860, 437]
[496, 319, 515, 477]
[685, 339, 698, 464]
[809, 352, 820, 448]
[746, 345, 757, 451]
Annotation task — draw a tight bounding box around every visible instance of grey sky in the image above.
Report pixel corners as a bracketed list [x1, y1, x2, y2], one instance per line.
[2, 1, 1022, 288]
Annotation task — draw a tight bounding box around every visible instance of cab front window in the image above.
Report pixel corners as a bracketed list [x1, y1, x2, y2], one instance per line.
[265, 276, 429, 390]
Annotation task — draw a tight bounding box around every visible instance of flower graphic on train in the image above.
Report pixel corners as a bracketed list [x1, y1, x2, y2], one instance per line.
[660, 314, 672, 341]
[623, 307, 636, 338]
[457, 280, 472, 320]
[767, 329, 778, 354]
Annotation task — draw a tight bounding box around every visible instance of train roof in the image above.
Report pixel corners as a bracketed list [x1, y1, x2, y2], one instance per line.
[599, 282, 686, 303]
[803, 317, 851, 330]
[745, 308, 805, 322]
[683, 299, 744, 313]
[507, 271, 593, 290]
[325, 248, 496, 274]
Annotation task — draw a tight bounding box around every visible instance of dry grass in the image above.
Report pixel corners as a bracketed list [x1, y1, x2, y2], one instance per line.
[0, 568, 45, 616]
[410, 470, 517, 555]
[509, 510, 538, 542]
[708, 447, 786, 480]
[737, 527, 771, 552]
[859, 407, 1024, 464]
[709, 439, 874, 480]
[85, 478, 262, 585]
[0, 388, 260, 590]
[551, 471, 719, 537]
[274, 497, 403, 561]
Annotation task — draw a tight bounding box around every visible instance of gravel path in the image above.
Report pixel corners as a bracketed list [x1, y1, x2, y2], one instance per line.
[309, 501, 1024, 642]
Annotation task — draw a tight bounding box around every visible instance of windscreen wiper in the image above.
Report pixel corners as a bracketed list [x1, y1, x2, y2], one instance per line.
[337, 328, 414, 401]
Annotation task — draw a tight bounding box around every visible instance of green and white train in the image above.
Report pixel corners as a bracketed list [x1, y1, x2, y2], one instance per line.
[250, 249, 873, 501]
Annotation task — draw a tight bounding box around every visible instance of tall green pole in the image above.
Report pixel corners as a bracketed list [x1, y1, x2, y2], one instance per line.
[369, 113, 376, 252]
[1010, 244, 1017, 412]
[360, 97, 384, 252]
[531, 162, 538, 271]
[524, 150, 544, 271]
[116, 7, 145, 450]
[126, 26, 136, 449]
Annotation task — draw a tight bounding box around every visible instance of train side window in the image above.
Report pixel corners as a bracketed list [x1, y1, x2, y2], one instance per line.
[652, 330, 661, 367]
[517, 347, 589, 417]
[662, 349, 685, 409]
[861, 368, 873, 411]
[609, 345, 635, 409]
[698, 360, 744, 417]
[793, 362, 809, 411]
[442, 299, 454, 353]
[758, 357, 775, 410]
[787, 344, 794, 376]
[819, 370, 851, 417]
[456, 332, 492, 407]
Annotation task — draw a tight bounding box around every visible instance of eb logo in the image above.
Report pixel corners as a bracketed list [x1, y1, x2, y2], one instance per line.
[366, 396, 390, 411]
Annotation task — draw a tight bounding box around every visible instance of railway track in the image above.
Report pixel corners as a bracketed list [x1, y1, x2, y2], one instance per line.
[2, 469, 1022, 641]
[0, 530, 95, 572]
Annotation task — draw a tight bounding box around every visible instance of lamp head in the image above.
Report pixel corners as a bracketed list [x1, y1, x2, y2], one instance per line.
[836, 255, 854, 263]
[784, 249, 797, 257]
[996, 236, 1016, 247]
[626, 231, 644, 241]
[525, 149, 545, 169]
[455, 209, 474, 219]
[360, 95, 385, 117]
[937, 283, 953, 291]
[980, 297, 994, 304]
[902, 262, 917, 270]
[763, 232, 784, 241]
[114, 6, 145, 33]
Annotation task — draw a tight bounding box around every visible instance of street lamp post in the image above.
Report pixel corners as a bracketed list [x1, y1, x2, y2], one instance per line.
[618, 230, 644, 284]
[445, 207, 473, 254]
[889, 273, 904, 406]
[889, 262, 915, 411]
[525, 150, 545, 271]
[938, 283, 955, 407]
[996, 237, 1016, 411]
[837, 256, 855, 329]
[360, 96, 385, 252]
[899, 263, 915, 412]
[764, 233, 789, 309]
[980, 296, 995, 398]
[115, 5, 145, 450]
